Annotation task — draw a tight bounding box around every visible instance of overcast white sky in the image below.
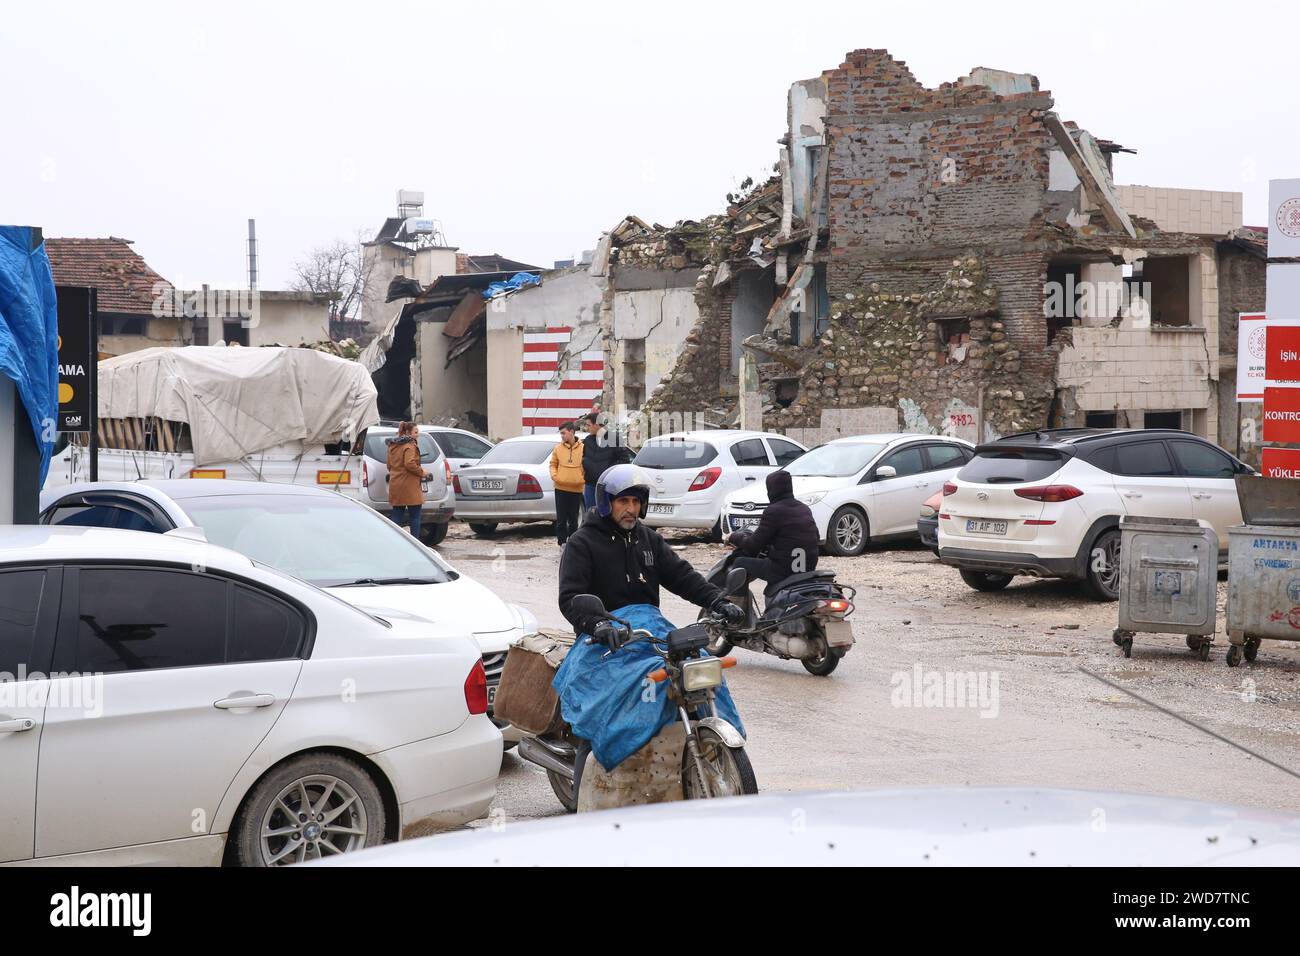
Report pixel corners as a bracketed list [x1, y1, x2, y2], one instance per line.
[3, 0, 1296, 289]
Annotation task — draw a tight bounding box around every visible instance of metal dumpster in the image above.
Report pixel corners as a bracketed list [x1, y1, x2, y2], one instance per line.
[1224, 475, 1300, 666]
[1113, 515, 1219, 660]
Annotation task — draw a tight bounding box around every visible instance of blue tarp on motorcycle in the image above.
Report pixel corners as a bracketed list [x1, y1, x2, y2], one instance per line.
[552, 603, 745, 772]
[0, 227, 59, 485]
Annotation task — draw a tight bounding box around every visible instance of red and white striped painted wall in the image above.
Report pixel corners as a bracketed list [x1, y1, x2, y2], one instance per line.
[521, 326, 604, 433]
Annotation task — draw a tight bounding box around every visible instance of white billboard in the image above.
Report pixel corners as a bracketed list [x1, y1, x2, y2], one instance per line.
[1270, 178, 1300, 258]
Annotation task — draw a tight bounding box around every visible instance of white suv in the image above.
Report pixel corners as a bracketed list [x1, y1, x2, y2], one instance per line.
[937, 428, 1252, 600]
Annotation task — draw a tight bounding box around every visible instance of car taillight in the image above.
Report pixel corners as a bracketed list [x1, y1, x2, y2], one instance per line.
[942, 482, 957, 496]
[444, 459, 452, 484]
[464, 660, 488, 715]
[452, 473, 461, 494]
[517, 474, 542, 493]
[362, 460, 369, 488]
[1014, 485, 1083, 503]
[689, 467, 722, 491]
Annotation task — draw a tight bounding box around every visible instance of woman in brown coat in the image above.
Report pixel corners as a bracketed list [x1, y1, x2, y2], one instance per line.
[386, 421, 433, 537]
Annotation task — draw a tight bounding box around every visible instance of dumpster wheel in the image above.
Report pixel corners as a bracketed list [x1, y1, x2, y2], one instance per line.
[1112, 629, 1134, 659]
[1244, 637, 1260, 664]
[1226, 644, 1242, 668]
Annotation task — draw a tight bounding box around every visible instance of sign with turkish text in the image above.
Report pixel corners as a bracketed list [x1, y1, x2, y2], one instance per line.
[1262, 447, 1300, 480]
[55, 286, 95, 433]
[1267, 325, 1300, 384]
[1237, 313, 1268, 401]
[1263, 386, 1300, 443]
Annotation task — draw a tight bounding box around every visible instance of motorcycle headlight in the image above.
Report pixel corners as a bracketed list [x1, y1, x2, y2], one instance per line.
[681, 657, 723, 691]
[797, 492, 826, 506]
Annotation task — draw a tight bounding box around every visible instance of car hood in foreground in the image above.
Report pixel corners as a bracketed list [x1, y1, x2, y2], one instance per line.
[314, 787, 1300, 867]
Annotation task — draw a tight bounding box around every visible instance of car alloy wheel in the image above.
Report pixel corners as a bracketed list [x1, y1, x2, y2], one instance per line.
[830, 508, 866, 556]
[259, 774, 369, 865]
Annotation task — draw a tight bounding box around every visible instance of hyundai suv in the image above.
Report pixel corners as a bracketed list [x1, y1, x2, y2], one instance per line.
[936, 428, 1253, 600]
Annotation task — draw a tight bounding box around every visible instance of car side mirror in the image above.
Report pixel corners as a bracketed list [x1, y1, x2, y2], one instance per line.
[874, 465, 897, 480]
[570, 594, 607, 619]
[725, 567, 748, 594]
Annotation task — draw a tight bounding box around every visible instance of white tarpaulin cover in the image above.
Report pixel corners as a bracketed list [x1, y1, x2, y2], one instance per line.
[97, 346, 380, 465]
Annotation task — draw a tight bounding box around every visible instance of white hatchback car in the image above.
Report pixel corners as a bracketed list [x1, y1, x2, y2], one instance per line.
[38, 481, 539, 745]
[937, 428, 1252, 599]
[723, 434, 974, 556]
[634, 430, 809, 540]
[0, 526, 501, 867]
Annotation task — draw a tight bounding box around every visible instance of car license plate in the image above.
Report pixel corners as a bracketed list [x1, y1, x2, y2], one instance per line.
[730, 516, 761, 531]
[966, 519, 1008, 535]
[471, 479, 505, 491]
[648, 503, 675, 515]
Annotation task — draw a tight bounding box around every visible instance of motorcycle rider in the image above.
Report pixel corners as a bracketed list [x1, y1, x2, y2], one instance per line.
[557, 463, 746, 800]
[560, 463, 746, 648]
[725, 468, 820, 601]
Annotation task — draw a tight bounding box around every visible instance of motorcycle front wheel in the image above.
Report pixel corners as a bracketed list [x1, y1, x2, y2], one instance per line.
[682, 727, 758, 799]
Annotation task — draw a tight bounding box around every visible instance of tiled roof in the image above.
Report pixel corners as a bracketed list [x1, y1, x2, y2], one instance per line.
[44, 237, 172, 315]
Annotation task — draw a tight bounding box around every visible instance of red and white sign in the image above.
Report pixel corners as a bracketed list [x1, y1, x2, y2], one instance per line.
[1270, 179, 1300, 258]
[1262, 447, 1300, 480]
[1263, 387, 1300, 443]
[1237, 313, 1268, 401]
[1267, 325, 1300, 384]
[520, 326, 605, 433]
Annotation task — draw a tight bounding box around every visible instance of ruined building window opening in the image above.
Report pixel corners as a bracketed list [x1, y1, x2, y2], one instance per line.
[1045, 260, 1083, 344]
[622, 337, 646, 411]
[1143, 256, 1193, 327]
[935, 316, 971, 365]
[1143, 410, 1185, 431]
[811, 264, 831, 338]
[773, 377, 799, 409]
[1085, 411, 1118, 429]
[104, 314, 148, 336]
[223, 320, 249, 347]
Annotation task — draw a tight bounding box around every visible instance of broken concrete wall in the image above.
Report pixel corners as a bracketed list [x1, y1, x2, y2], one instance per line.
[484, 266, 604, 439]
[1215, 236, 1268, 465]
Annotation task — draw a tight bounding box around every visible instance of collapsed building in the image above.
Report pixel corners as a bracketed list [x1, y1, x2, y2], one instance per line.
[455, 49, 1269, 459]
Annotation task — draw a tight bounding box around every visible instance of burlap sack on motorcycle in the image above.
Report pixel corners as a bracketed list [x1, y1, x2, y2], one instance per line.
[492, 628, 575, 736]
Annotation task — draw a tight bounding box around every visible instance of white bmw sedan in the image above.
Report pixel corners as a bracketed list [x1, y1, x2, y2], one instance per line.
[38, 480, 540, 745]
[635, 430, 808, 540]
[722, 433, 974, 556]
[0, 526, 501, 867]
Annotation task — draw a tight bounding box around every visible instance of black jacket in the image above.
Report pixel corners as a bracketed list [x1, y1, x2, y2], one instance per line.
[730, 470, 820, 579]
[559, 514, 723, 636]
[581, 431, 633, 485]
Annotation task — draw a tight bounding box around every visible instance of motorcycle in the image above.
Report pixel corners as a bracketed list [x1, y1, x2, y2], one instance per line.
[703, 550, 856, 676]
[516, 589, 757, 813]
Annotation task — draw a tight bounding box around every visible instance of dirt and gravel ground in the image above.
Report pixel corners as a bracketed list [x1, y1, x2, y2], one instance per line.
[434, 519, 1300, 827]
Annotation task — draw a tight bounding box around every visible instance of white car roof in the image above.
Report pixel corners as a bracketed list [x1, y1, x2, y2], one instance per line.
[642, 430, 793, 444]
[823, 432, 972, 447]
[0, 524, 256, 572]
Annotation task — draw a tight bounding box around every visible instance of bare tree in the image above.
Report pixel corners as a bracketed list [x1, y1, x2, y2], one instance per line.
[290, 232, 372, 325]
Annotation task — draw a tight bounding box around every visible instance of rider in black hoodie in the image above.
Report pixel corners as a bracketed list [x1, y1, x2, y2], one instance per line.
[727, 469, 820, 594]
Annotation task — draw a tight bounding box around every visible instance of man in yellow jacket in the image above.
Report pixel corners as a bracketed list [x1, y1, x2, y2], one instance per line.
[549, 421, 585, 546]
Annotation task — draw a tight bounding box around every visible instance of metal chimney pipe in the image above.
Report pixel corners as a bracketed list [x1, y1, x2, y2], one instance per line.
[247, 219, 258, 291]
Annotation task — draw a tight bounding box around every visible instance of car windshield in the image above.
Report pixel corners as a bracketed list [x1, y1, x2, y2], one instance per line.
[476, 441, 555, 465]
[179, 494, 454, 588]
[364, 432, 440, 464]
[784, 443, 885, 477]
[635, 440, 719, 469]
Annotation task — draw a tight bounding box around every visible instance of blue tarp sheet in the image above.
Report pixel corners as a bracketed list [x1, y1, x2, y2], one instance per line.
[552, 603, 745, 771]
[0, 227, 58, 485]
[481, 271, 540, 300]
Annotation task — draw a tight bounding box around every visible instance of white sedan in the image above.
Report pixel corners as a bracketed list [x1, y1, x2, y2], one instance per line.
[38, 480, 540, 745]
[0, 526, 501, 866]
[453, 435, 559, 538]
[722, 433, 974, 556]
[635, 430, 808, 540]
